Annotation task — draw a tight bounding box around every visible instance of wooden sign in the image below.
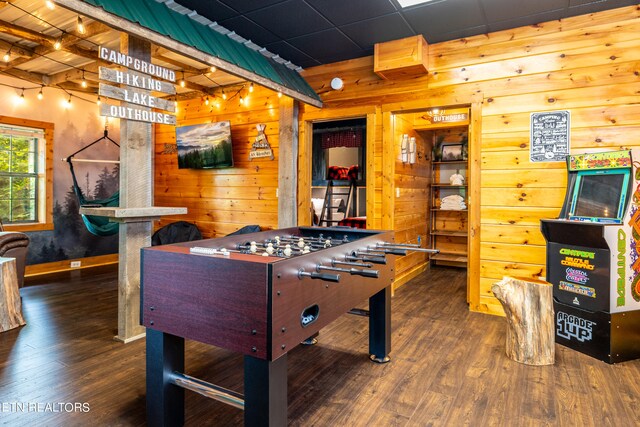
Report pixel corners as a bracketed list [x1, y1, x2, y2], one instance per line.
[414, 107, 470, 129]
[99, 67, 176, 95]
[530, 110, 570, 162]
[100, 103, 176, 125]
[430, 112, 468, 123]
[99, 46, 176, 82]
[249, 124, 274, 160]
[99, 83, 175, 113]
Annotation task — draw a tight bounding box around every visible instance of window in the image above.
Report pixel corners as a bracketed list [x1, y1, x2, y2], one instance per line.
[0, 118, 53, 231]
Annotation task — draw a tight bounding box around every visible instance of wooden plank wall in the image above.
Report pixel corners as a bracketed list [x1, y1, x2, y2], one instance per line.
[154, 86, 281, 237]
[393, 113, 429, 283]
[300, 5, 640, 314]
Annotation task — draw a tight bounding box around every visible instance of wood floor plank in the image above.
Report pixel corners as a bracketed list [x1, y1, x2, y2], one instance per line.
[0, 265, 638, 426]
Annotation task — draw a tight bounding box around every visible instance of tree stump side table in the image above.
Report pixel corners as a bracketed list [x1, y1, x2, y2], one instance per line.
[492, 276, 554, 365]
[0, 257, 26, 332]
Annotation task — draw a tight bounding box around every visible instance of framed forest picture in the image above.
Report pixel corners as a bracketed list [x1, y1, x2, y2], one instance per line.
[176, 121, 234, 169]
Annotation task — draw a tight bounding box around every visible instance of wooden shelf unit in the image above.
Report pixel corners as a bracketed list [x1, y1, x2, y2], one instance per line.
[427, 125, 470, 269]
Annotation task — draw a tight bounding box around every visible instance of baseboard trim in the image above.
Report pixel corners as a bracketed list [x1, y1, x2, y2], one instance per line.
[25, 253, 119, 277]
[393, 262, 429, 291]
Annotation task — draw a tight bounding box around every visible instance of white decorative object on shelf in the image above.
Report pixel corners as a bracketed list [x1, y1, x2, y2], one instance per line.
[449, 172, 465, 185]
[441, 194, 466, 210]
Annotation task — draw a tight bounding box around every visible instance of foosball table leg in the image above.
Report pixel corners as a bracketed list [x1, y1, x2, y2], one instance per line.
[369, 286, 391, 363]
[146, 329, 185, 427]
[244, 354, 288, 427]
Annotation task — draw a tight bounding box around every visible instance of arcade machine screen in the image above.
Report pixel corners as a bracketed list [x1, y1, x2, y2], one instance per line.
[569, 170, 629, 223]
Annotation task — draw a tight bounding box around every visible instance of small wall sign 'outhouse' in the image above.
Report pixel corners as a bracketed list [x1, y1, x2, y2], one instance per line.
[249, 124, 274, 160]
[530, 110, 570, 162]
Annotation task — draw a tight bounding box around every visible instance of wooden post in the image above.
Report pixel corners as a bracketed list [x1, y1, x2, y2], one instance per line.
[278, 98, 298, 228]
[116, 34, 152, 343]
[0, 257, 25, 332]
[492, 276, 555, 365]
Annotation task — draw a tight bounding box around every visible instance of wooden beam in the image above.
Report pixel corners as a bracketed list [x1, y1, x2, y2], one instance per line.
[0, 0, 16, 10]
[47, 62, 102, 85]
[115, 33, 154, 343]
[0, 19, 51, 45]
[0, 68, 48, 85]
[365, 109, 379, 229]
[278, 98, 298, 228]
[381, 111, 395, 230]
[0, 18, 102, 63]
[54, 0, 322, 108]
[468, 96, 482, 308]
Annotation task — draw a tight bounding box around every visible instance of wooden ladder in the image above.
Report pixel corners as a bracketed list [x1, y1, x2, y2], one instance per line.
[318, 180, 356, 227]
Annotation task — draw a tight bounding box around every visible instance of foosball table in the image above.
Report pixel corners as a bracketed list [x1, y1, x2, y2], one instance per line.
[142, 226, 434, 426]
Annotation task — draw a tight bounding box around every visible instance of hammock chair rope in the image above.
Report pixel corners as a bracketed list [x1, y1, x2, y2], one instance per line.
[65, 129, 120, 237]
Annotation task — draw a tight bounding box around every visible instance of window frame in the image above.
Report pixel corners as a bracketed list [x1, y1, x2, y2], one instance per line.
[1, 117, 54, 232]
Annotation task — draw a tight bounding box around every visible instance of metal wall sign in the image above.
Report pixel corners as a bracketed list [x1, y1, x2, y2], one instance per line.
[99, 83, 175, 112]
[99, 46, 176, 82]
[530, 110, 570, 162]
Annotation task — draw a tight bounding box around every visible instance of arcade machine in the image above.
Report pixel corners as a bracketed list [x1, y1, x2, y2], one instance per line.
[541, 149, 640, 363]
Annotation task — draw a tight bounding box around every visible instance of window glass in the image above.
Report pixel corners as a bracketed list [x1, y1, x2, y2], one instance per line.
[0, 126, 42, 224]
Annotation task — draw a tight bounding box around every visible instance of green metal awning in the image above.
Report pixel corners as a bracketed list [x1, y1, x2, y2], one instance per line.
[55, 0, 323, 107]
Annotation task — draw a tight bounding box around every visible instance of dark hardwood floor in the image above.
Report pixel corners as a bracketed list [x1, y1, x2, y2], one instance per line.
[1, 266, 639, 426]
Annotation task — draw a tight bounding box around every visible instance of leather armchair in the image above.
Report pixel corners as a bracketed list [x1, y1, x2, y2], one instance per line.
[0, 232, 30, 288]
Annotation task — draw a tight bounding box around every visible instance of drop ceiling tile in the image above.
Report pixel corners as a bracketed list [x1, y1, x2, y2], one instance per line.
[219, 16, 279, 44]
[263, 40, 316, 66]
[487, 9, 565, 33]
[427, 24, 488, 43]
[246, 1, 333, 39]
[174, 0, 239, 21]
[568, 0, 638, 13]
[480, 0, 568, 23]
[287, 28, 363, 63]
[319, 49, 372, 64]
[219, 0, 289, 13]
[340, 14, 415, 49]
[306, 0, 398, 26]
[402, 0, 486, 37]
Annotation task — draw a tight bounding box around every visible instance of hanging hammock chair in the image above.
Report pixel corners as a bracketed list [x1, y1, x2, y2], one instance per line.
[65, 129, 120, 237]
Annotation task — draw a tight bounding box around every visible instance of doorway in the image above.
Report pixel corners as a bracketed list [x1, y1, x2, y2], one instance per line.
[310, 118, 367, 227]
